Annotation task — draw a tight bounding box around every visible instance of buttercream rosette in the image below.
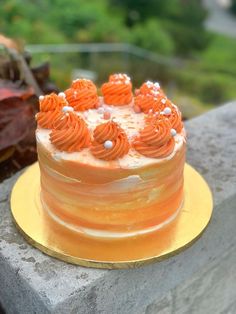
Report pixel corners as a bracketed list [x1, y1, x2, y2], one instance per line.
[65, 79, 99, 111]
[133, 117, 175, 158]
[91, 121, 130, 160]
[36, 93, 66, 129]
[101, 73, 133, 106]
[50, 111, 91, 152]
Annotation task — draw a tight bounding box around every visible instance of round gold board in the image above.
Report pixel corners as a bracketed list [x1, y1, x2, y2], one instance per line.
[11, 162, 213, 269]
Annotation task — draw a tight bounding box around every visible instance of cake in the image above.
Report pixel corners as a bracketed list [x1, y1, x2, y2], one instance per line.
[36, 74, 186, 242]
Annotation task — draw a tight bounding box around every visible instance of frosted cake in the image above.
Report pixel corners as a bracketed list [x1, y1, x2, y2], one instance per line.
[36, 74, 186, 240]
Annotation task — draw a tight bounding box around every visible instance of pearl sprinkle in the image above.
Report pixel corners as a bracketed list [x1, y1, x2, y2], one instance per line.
[62, 106, 74, 112]
[58, 92, 66, 98]
[97, 107, 105, 114]
[163, 107, 172, 115]
[171, 128, 177, 136]
[39, 95, 44, 101]
[104, 140, 113, 149]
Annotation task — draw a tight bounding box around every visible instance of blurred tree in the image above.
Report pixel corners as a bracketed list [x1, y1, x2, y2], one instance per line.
[130, 19, 174, 55]
[110, 0, 210, 55]
[0, 0, 209, 56]
[0, 1, 65, 44]
[50, 0, 129, 42]
[230, 0, 236, 14]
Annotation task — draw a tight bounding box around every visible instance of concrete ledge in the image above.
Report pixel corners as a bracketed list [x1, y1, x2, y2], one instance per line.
[1, 102, 236, 314]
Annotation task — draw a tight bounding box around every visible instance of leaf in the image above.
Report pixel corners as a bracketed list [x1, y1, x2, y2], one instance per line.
[0, 96, 35, 151]
[0, 79, 34, 101]
[0, 146, 15, 163]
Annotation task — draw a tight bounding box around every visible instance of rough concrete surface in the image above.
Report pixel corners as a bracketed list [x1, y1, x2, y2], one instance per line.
[0, 101, 236, 314]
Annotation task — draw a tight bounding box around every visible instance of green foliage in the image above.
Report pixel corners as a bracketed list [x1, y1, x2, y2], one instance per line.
[0, 0, 209, 56]
[130, 19, 174, 55]
[49, 0, 127, 42]
[0, 0, 66, 44]
[230, 0, 236, 15]
[110, 0, 209, 55]
[1, 0, 235, 107]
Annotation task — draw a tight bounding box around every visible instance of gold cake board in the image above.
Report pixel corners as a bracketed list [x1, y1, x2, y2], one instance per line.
[11, 163, 213, 269]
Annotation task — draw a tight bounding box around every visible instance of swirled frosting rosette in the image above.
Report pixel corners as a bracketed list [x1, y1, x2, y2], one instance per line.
[49, 112, 91, 152]
[145, 101, 183, 134]
[65, 79, 99, 111]
[167, 105, 183, 133]
[101, 73, 133, 106]
[36, 93, 66, 129]
[140, 81, 162, 95]
[71, 78, 97, 92]
[133, 81, 167, 114]
[134, 94, 167, 114]
[91, 121, 130, 160]
[133, 117, 175, 158]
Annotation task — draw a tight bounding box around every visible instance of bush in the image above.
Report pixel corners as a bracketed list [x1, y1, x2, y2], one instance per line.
[130, 19, 175, 55]
[230, 0, 236, 15]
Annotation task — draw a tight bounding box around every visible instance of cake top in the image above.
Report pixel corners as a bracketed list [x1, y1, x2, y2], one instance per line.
[36, 74, 184, 161]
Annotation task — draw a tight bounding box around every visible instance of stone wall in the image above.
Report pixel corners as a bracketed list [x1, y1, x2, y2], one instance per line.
[0, 102, 236, 314]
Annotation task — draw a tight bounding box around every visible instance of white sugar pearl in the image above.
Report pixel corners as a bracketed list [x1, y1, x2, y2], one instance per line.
[97, 107, 105, 114]
[39, 95, 44, 101]
[161, 98, 167, 104]
[105, 107, 113, 114]
[83, 112, 88, 119]
[154, 82, 160, 89]
[58, 92, 66, 98]
[104, 140, 113, 149]
[171, 128, 177, 136]
[163, 107, 172, 115]
[62, 106, 74, 112]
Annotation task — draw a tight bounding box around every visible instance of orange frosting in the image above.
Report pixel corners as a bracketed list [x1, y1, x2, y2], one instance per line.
[50, 112, 90, 152]
[145, 102, 183, 134]
[109, 73, 131, 83]
[91, 121, 130, 160]
[139, 81, 164, 96]
[39, 93, 66, 112]
[65, 88, 99, 111]
[168, 105, 183, 133]
[134, 94, 166, 114]
[71, 78, 97, 92]
[93, 121, 120, 143]
[36, 93, 67, 129]
[101, 73, 133, 106]
[36, 110, 61, 129]
[133, 117, 175, 158]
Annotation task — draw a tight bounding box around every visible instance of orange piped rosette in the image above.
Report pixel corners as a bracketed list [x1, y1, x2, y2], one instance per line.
[139, 81, 163, 96]
[37, 110, 61, 129]
[133, 117, 175, 158]
[109, 73, 131, 83]
[71, 78, 97, 92]
[91, 121, 130, 160]
[65, 88, 99, 111]
[65, 79, 99, 111]
[145, 102, 183, 134]
[36, 93, 67, 129]
[167, 105, 183, 133]
[134, 94, 167, 114]
[39, 93, 66, 112]
[101, 73, 133, 106]
[50, 112, 91, 152]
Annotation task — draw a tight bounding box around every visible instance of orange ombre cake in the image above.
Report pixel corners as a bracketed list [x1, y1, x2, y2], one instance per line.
[36, 75, 186, 241]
